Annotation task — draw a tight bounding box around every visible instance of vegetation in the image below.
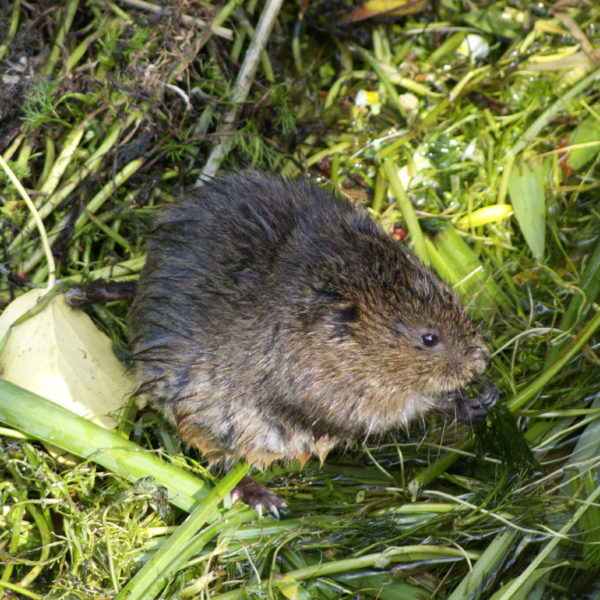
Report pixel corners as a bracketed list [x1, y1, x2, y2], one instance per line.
[0, 1, 599, 598]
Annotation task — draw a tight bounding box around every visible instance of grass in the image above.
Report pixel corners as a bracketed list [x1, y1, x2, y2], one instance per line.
[1, 1, 600, 598]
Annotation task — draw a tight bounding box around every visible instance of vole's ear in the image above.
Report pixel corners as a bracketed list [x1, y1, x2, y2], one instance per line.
[325, 301, 359, 340]
[320, 295, 359, 340]
[298, 288, 359, 340]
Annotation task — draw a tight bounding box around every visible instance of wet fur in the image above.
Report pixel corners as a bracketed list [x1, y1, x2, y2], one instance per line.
[128, 172, 490, 468]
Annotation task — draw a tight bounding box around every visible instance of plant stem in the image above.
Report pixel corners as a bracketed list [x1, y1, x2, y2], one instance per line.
[41, 0, 80, 76]
[0, 0, 21, 63]
[383, 160, 427, 262]
[0, 155, 56, 288]
[0, 380, 211, 512]
[200, 0, 284, 179]
[211, 544, 478, 600]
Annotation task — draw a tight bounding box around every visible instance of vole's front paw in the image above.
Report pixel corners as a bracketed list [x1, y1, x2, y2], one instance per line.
[438, 381, 499, 423]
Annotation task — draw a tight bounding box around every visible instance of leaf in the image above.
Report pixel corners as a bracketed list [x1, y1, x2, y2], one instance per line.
[462, 7, 522, 38]
[507, 158, 549, 263]
[429, 227, 513, 315]
[567, 115, 600, 170]
[545, 235, 600, 365]
[457, 204, 513, 228]
[348, 0, 426, 22]
[275, 573, 303, 600]
[0, 288, 135, 428]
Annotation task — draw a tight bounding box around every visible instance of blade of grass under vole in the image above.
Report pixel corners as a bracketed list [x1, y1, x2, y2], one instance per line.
[0, 379, 212, 512]
[210, 544, 479, 600]
[326, 571, 426, 600]
[447, 529, 518, 600]
[491, 483, 600, 600]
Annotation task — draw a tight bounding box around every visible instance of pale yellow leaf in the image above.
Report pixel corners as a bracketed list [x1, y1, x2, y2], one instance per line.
[457, 204, 513, 228]
[349, 0, 426, 22]
[275, 573, 301, 600]
[0, 288, 134, 429]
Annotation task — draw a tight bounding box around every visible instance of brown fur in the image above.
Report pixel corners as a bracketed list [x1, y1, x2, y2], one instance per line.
[128, 172, 492, 469]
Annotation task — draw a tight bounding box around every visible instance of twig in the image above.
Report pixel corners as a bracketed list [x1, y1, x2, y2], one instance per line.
[117, 0, 233, 40]
[199, 0, 284, 180]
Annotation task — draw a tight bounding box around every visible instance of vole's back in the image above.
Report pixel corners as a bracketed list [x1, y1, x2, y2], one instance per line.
[129, 172, 490, 467]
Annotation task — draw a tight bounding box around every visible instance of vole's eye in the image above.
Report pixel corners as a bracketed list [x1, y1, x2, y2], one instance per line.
[421, 332, 439, 347]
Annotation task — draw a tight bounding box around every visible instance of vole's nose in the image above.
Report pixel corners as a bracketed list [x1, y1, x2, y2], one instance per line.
[468, 344, 490, 366]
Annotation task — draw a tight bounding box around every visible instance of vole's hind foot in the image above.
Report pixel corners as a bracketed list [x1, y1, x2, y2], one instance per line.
[232, 474, 287, 518]
[65, 280, 137, 308]
[438, 381, 499, 424]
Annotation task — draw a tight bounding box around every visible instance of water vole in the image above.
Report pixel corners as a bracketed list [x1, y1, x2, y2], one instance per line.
[127, 172, 496, 493]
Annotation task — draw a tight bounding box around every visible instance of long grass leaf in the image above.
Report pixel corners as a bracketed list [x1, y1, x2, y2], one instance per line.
[507, 158, 548, 263]
[0, 379, 211, 511]
[383, 160, 427, 261]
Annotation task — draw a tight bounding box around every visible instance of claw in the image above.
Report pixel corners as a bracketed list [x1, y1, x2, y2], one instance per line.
[231, 474, 286, 518]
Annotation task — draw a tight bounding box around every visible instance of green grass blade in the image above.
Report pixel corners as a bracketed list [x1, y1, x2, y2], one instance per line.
[383, 160, 427, 262]
[448, 529, 518, 600]
[115, 463, 249, 600]
[431, 226, 512, 314]
[0, 379, 211, 511]
[508, 308, 600, 412]
[545, 236, 600, 365]
[492, 483, 600, 600]
[211, 545, 479, 600]
[507, 158, 549, 263]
